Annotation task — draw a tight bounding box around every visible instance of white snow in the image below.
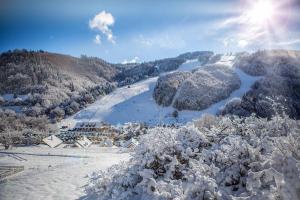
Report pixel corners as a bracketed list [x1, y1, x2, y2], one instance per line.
[42, 135, 63, 148]
[177, 59, 201, 71]
[60, 55, 260, 126]
[0, 145, 130, 200]
[215, 54, 236, 67]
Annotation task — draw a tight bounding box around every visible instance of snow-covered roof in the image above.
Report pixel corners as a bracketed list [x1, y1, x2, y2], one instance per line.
[42, 135, 63, 148]
[76, 136, 92, 149]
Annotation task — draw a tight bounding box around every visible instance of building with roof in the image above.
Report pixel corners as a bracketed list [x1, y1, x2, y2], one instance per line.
[59, 121, 118, 143]
[73, 122, 105, 132]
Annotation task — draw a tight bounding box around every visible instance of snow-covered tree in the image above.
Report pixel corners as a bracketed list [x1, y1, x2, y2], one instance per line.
[85, 114, 300, 200]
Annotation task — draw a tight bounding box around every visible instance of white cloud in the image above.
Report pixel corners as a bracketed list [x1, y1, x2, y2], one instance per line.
[94, 34, 101, 44]
[122, 56, 140, 64]
[89, 11, 115, 44]
[238, 40, 249, 48]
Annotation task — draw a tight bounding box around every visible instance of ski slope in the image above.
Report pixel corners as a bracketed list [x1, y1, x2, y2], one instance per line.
[60, 55, 260, 127]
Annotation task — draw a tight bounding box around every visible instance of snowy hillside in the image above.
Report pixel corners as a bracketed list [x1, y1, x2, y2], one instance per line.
[223, 50, 300, 119]
[60, 55, 259, 127]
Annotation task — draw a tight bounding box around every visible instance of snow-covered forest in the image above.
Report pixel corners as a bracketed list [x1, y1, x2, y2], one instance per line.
[84, 114, 300, 200]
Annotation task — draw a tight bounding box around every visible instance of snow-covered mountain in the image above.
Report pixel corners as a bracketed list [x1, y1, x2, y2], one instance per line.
[0, 50, 212, 122]
[1, 49, 300, 129]
[60, 54, 259, 127]
[60, 50, 300, 127]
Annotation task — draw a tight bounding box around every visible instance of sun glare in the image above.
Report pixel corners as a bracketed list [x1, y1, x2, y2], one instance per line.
[247, 0, 276, 25]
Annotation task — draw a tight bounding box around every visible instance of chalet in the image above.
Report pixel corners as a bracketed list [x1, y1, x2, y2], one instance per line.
[75, 136, 92, 149]
[42, 135, 63, 148]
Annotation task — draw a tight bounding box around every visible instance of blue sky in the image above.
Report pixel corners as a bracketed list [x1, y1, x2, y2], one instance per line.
[1, 0, 300, 63]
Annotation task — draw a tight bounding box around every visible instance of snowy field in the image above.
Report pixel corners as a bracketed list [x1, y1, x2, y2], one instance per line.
[0, 145, 130, 200]
[60, 55, 260, 127]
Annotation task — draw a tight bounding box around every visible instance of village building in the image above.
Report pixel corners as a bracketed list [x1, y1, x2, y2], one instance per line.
[60, 121, 118, 143]
[73, 122, 106, 133]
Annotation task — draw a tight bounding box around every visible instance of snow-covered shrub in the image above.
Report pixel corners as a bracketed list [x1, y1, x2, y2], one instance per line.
[115, 123, 148, 142]
[85, 114, 300, 200]
[193, 114, 218, 130]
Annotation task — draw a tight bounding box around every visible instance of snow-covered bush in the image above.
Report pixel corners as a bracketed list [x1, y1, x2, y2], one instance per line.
[114, 123, 148, 142]
[193, 114, 218, 130]
[85, 114, 300, 200]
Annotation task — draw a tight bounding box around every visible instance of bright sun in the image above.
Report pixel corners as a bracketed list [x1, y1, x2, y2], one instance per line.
[246, 0, 276, 25]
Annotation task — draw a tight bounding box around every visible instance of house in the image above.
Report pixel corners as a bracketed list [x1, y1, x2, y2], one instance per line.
[42, 135, 63, 148]
[73, 122, 105, 133]
[71, 122, 110, 133]
[75, 136, 92, 149]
